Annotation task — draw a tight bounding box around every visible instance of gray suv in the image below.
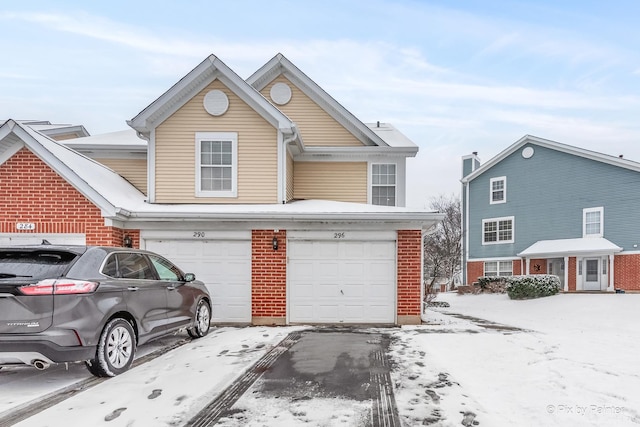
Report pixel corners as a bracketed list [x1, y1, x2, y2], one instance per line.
[0, 245, 211, 377]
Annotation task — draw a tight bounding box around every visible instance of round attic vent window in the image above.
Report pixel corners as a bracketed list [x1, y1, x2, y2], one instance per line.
[522, 146, 535, 159]
[270, 82, 292, 105]
[203, 90, 229, 116]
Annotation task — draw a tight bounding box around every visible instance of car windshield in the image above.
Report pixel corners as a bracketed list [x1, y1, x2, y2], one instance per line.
[0, 250, 78, 280]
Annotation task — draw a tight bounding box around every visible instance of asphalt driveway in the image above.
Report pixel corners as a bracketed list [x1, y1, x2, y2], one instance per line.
[187, 328, 400, 426]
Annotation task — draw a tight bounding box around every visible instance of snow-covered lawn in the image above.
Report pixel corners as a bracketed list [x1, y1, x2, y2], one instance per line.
[3, 293, 640, 426]
[389, 292, 640, 427]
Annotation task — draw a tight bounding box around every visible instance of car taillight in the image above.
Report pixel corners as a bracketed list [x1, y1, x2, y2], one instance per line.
[19, 279, 98, 295]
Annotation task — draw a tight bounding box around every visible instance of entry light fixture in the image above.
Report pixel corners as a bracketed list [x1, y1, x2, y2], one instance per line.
[123, 235, 133, 248]
[272, 236, 278, 251]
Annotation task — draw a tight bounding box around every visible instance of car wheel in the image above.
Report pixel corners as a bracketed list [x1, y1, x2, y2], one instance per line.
[86, 318, 136, 377]
[188, 299, 211, 339]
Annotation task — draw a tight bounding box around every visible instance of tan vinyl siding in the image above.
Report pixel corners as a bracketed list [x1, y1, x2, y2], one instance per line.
[261, 76, 364, 147]
[95, 158, 148, 195]
[155, 79, 277, 203]
[294, 162, 367, 203]
[286, 151, 294, 201]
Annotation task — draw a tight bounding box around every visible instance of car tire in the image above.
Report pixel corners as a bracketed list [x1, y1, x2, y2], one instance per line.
[188, 299, 211, 339]
[86, 318, 136, 377]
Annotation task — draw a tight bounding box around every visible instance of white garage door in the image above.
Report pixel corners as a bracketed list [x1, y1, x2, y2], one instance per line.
[145, 239, 252, 323]
[0, 233, 86, 245]
[289, 239, 396, 324]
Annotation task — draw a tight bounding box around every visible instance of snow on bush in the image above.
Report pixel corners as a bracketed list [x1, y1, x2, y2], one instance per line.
[505, 274, 561, 299]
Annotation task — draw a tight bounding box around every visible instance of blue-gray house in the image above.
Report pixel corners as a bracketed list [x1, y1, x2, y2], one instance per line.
[461, 135, 640, 292]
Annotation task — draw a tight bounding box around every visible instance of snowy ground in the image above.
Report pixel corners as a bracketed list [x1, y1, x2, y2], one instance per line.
[2, 293, 639, 426]
[391, 292, 640, 427]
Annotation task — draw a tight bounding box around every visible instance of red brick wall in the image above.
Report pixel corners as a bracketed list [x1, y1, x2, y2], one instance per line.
[567, 257, 577, 291]
[530, 258, 547, 274]
[614, 254, 640, 291]
[466, 261, 484, 284]
[0, 148, 133, 246]
[513, 259, 522, 276]
[251, 230, 287, 319]
[397, 230, 422, 317]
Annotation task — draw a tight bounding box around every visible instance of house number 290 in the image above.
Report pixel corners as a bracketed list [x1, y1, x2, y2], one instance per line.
[193, 232, 206, 238]
[333, 232, 345, 239]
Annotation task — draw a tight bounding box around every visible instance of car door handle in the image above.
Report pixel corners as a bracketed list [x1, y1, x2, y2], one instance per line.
[127, 286, 139, 291]
[167, 285, 176, 291]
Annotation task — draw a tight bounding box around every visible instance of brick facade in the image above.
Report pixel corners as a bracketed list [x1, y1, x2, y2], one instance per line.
[466, 261, 484, 285]
[251, 229, 287, 325]
[530, 258, 548, 275]
[397, 230, 422, 324]
[614, 253, 640, 291]
[0, 148, 135, 247]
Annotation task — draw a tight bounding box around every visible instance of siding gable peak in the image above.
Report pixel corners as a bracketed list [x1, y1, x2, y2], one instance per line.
[462, 134, 640, 183]
[128, 54, 296, 140]
[247, 53, 392, 149]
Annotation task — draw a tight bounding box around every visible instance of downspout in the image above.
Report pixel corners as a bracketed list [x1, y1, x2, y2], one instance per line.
[281, 124, 299, 204]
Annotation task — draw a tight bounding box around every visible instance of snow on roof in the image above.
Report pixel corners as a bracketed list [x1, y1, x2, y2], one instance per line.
[517, 237, 622, 258]
[125, 199, 444, 225]
[19, 123, 146, 214]
[63, 129, 146, 150]
[366, 122, 417, 148]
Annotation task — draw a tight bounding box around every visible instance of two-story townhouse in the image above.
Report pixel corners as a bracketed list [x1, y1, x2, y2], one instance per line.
[461, 135, 640, 292]
[0, 53, 443, 326]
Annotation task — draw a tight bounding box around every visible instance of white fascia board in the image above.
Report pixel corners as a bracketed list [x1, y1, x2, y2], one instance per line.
[124, 210, 444, 224]
[294, 146, 418, 160]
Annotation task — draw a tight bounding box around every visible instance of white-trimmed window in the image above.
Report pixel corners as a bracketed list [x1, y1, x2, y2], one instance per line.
[482, 216, 514, 244]
[196, 132, 237, 198]
[484, 260, 513, 277]
[490, 176, 506, 204]
[583, 207, 603, 237]
[372, 163, 396, 206]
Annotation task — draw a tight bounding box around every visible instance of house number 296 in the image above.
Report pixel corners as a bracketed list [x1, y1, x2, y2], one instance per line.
[333, 232, 345, 239]
[193, 232, 206, 238]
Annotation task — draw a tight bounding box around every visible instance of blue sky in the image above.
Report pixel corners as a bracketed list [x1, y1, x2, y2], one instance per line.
[2, 0, 639, 207]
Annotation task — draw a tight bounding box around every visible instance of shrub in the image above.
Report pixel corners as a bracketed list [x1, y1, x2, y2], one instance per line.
[476, 276, 508, 293]
[506, 275, 561, 300]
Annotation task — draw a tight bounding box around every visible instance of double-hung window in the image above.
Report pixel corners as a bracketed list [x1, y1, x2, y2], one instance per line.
[490, 176, 506, 204]
[196, 132, 237, 198]
[484, 260, 513, 277]
[583, 207, 603, 237]
[482, 216, 514, 244]
[372, 164, 396, 206]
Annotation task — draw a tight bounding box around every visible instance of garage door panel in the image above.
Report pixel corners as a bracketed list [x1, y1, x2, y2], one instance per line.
[289, 239, 396, 324]
[317, 305, 339, 320]
[145, 239, 251, 323]
[342, 305, 364, 320]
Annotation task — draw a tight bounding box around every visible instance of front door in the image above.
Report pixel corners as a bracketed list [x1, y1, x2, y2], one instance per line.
[583, 258, 601, 291]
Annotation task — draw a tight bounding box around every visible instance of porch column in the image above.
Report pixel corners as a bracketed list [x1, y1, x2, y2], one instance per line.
[525, 258, 530, 275]
[563, 256, 569, 292]
[608, 255, 615, 292]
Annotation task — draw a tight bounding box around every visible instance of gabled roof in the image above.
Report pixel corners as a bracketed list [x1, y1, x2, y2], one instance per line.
[127, 55, 296, 139]
[247, 53, 404, 151]
[0, 120, 145, 218]
[461, 135, 640, 183]
[19, 121, 90, 139]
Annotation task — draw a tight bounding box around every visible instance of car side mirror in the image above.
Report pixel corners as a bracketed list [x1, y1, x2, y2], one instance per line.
[184, 273, 196, 282]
